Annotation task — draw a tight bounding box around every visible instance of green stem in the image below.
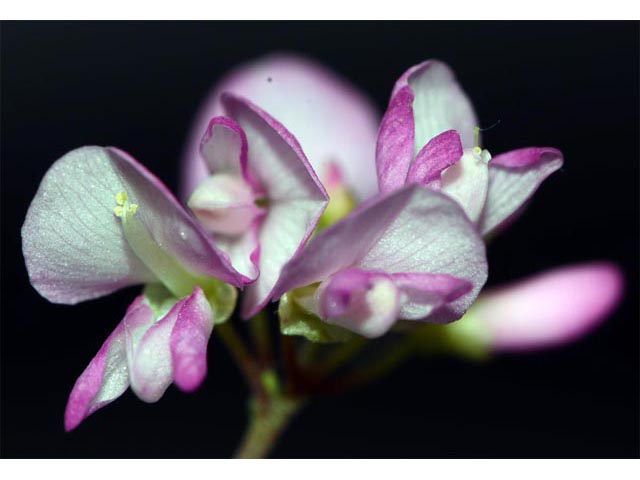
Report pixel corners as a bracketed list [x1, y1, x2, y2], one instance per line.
[281, 335, 300, 393]
[249, 311, 273, 365]
[234, 395, 305, 459]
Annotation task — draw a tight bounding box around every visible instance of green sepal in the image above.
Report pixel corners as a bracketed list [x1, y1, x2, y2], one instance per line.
[278, 287, 354, 344]
[142, 283, 179, 319]
[143, 279, 237, 325]
[407, 312, 492, 361]
[204, 279, 238, 325]
[316, 185, 357, 231]
[440, 310, 492, 361]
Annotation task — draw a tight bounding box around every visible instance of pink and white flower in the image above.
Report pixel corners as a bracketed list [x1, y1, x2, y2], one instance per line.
[272, 185, 488, 338]
[22, 146, 242, 429]
[376, 60, 564, 235]
[63, 286, 215, 431]
[181, 53, 380, 202]
[186, 94, 329, 318]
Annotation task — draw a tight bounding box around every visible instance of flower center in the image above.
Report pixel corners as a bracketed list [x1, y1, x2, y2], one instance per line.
[440, 133, 492, 224]
[316, 162, 357, 231]
[188, 174, 265, 237]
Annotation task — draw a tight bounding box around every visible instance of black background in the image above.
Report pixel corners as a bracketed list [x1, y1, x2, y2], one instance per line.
[1, 21, 638, 458]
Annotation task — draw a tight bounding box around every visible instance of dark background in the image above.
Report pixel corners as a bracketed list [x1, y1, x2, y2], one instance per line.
[1, 21, 638, 458]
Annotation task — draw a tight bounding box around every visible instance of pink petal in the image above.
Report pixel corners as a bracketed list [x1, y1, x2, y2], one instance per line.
[317, 269, 400, 338]
[376, 85, 416, 194]
[200, 116, 261, 191]
[64, 295, 152, 431]
[392, 60, 478, 150]
[220, 94, 329, 317]
[181, 53, 380, 201]
[478, 147, 564, 236]
[128, 287, 214, 402]
[126, 298, 182, 403]
[273, 185, 487, 323]
[472, 263, 624, 351]
[406, 130, 463, 188]
[200, 117, 246, 176]
[221, 94, 327, 205]
[190, 119, 263, 279]
[22, 147, 243, 305]
[391, 273, 472, 320]
[170, 287, 215, 392]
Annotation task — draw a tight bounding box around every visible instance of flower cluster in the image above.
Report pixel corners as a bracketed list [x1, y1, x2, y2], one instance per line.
[22, 54, 623, 438]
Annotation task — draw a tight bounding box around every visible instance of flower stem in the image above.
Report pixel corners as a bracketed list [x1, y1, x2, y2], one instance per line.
[281, 335, 300, 393]
[234, 395, 304, 459]
[249, 311, 273, 365]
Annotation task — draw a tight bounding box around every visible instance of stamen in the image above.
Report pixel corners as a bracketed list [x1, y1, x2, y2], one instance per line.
[113, 191, 138, 220]
[473, 126, 482, 155]
[114, 189, 200, 297]
[255, 197, 269, 208]
[115, 191, 127, 206]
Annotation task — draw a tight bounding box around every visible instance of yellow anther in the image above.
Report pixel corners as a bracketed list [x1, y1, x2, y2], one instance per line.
[113, 191, 138, 219]
[115, 191, 128, 205]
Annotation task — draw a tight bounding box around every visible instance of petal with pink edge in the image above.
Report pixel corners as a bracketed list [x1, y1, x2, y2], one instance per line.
[181, 53, 380, 201]
[125, 298, 179, 403]
[22, 147, 156, 304]
[221, 94, 328, 317]
[199, 116, 262, 191]
[22, 147, 242, 305]
[468, 263, 624, 351]
[221, 94, 327, 205]
[478, 147, 563, 236]
[64, 295, 152, 431]
[394, 60, 478, 151]
[317, 269, 400, 338]
[392, 273, 472, 321]
[376, 86, 416, 194]
[128, 287, 214, 402]
[273, 185, 487, 323]
[200, 117, 247, 177]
